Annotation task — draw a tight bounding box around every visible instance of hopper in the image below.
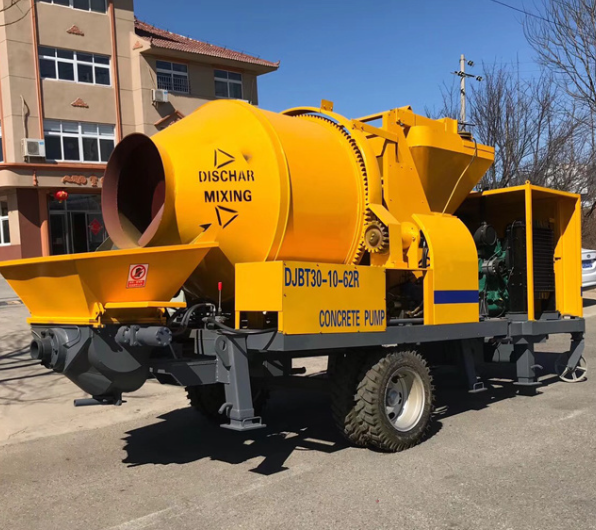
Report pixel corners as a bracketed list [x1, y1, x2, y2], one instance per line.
[407, 125, 495, 214]
[0, 243, 217, 325]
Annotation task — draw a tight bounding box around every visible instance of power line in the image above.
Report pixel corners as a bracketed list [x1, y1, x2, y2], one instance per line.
[489, 0, 551, 22]
[488, 0, 573, 31]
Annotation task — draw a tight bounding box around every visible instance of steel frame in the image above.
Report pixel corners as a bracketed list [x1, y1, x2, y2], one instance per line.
[148, 315, 585, 431]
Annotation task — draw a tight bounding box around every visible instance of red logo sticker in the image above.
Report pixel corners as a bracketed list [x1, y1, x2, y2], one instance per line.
[127, 263, 148, 289]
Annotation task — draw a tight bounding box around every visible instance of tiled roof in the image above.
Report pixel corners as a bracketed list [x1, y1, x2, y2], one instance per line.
[134, 19, 279, 70]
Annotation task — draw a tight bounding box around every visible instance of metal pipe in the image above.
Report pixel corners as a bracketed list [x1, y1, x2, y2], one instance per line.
[29, 0, 44, 141]
[108, 0, 123, 142]
[115, 325, 172, 347]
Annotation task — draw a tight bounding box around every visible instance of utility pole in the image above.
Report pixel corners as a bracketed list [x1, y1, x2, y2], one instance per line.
[453, 55, 483, 131]
[460, 54, 466, 126]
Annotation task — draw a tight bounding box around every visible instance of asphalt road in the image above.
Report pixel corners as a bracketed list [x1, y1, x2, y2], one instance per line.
[1, 298, 595, 530]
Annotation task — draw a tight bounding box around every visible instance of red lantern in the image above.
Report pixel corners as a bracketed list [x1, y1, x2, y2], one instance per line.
[54, 190, 69, 203]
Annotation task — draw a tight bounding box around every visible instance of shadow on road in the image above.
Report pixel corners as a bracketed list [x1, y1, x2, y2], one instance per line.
[0, 361, 40, 372]
[122, 350, 567, 473]
[0, 337, 44, 384]
[122, 388, 347, 475]
[0, 329, 31, 359]
[583, 297, 596, 308]
[0, 347, 29, 361]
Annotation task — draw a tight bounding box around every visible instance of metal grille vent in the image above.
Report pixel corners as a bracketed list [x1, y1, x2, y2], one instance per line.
[533, 226, 555, 293]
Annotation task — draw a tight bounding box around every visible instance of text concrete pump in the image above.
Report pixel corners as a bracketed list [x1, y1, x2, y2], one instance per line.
[0, 100, 585, 452]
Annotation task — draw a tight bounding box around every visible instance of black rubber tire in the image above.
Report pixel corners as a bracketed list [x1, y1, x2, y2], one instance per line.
[186, 382, 269, 424]
[329, 351, 369, 447]
[354, 349, 433, 452]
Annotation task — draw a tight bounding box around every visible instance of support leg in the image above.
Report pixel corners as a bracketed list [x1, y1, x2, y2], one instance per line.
[215, 334, 266, 431]
[555, 333, 587, 383]
[566, 334, 585, 373]
[513, 340, 541, 388]
[461, 339, 486, 393]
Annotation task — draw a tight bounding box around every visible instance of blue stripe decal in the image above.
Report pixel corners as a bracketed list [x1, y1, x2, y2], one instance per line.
[434, 290, 478, 304]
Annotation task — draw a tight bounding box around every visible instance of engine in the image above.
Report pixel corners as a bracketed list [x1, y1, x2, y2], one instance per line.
[475, 221, 556, 318]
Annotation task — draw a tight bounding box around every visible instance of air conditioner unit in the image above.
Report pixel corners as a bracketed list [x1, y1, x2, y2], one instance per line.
[21, 138, 46, 158]
[152, 89, 169, 103]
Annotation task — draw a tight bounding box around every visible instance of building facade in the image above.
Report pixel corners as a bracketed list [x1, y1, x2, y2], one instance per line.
[0, 0, 278, 260]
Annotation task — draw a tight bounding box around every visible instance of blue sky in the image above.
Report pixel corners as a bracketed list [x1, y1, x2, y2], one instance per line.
[136, 0, 540, 118]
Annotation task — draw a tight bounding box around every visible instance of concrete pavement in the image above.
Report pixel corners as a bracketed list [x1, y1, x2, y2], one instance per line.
[0, 296, 594, 530]
[1, 328, 595, 530]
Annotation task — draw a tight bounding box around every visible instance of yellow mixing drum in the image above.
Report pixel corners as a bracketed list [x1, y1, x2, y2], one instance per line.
[103, 100, 373, 301]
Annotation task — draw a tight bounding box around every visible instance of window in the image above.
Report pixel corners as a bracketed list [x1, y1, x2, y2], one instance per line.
[0, 201, 10, 246]
[44, 121, 115, 163]
[39, 47, 111, 86]
[38, 0, 107, 13]
[0, 122, 4, 163]
[214, 70, 243, 99]
[156, 61, 189, 93]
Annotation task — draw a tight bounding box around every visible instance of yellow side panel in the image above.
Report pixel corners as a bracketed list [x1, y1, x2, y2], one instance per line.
[525, 185, 536, 320]
[235, 262, 283, 312]
[413, 213, 479, 325]
[555, 194, 583, 317]
[236, 262, 386, 335]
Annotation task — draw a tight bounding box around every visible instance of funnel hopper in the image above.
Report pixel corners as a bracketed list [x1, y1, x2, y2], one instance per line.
[408, 126, 495, 214]
[0, 243, 217, 325]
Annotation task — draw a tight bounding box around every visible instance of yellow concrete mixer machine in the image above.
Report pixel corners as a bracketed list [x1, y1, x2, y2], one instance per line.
[0, 100, 585, 452]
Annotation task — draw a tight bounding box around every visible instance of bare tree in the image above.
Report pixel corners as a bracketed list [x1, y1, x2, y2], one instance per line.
[524, 0, 596, 116]
[472, 64, 582, 190]
[434, 62, 587, 194]
[523, 0, 596, 234]
[425, 81, 459, 121]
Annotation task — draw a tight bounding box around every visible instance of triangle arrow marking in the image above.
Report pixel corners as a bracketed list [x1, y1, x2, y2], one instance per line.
[214, 205, 239, 228]
[214, 148, 235, 169]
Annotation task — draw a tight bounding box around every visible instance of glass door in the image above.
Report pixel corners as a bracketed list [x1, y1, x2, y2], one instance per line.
[48, 193, 106, 255]
[49, 212, 68, 255]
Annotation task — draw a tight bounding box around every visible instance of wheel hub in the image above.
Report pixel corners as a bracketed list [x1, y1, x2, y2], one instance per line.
[384, 367, 425, 432]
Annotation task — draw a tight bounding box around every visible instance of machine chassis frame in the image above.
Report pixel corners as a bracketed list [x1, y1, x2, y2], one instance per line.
[147, 314, 585, 431]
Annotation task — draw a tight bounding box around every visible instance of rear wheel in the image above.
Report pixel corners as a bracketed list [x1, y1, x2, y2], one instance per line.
[354, 348, 433, 452]
[329, 351, 369, 447]
[186, 381, 269, 423]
